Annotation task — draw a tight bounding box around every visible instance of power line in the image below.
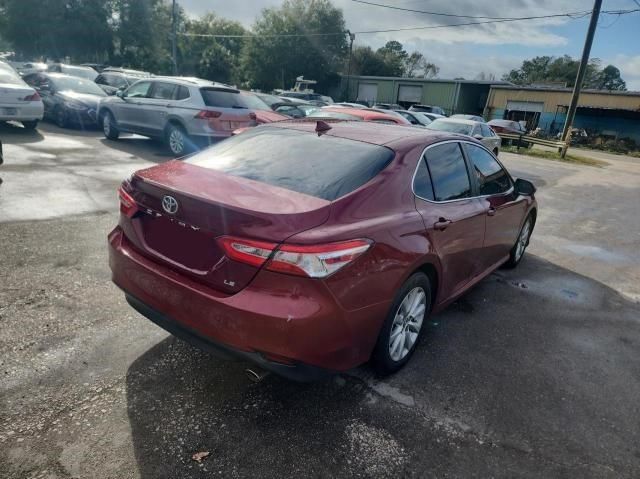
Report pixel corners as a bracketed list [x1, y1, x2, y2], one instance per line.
[350, 0, 592, 21]
[179, 7, 639, 38]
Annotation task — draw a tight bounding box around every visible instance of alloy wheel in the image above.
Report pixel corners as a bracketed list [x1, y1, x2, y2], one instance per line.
[103, 114, 111, 137]
[515, 219, 531, 261]
[388, 287, 426, 361]
[169, 128, 185, 155]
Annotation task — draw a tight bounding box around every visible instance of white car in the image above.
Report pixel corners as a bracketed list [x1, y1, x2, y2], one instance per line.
[0, 61, 44, 129]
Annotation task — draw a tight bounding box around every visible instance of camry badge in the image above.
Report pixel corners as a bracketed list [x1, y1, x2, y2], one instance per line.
[162, 195, 178, 214]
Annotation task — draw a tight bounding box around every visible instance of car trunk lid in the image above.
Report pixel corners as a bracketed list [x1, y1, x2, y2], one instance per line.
[126, 161, 331, 294]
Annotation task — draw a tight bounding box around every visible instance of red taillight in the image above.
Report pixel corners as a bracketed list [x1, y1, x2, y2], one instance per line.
[22, 92, 41, 101]
[195, 110, 222, 119]
[118, 186, 138, 218]
[218, 236, 277, 268]
[217, 236, 371, 278]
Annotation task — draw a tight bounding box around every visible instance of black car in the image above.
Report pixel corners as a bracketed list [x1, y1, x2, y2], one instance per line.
[409, 104, 446, 116]
[95, 68, 150, 95]
[23, 72, 106, 129]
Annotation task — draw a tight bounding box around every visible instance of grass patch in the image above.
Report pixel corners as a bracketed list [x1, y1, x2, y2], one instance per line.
[501, 145, 608, 167]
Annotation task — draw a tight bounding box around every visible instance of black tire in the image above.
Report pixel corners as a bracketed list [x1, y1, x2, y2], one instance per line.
[21, 120, 38, 130]
[165, 123, 191, 157]
[53, 106, 67, 128]
[372, 272, 432, 375]
[101, 111, 119, 140]
[503, 214, 534, 269]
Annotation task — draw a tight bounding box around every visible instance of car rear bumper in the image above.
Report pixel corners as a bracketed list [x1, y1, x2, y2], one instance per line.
[108, 226, 378, 380]
[0, 102, 44, 121]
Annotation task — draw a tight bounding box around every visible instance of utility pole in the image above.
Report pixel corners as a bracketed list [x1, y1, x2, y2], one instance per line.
[560, 0, 602, 157]
[171, 0, 178, 75]
[345, 31, 355, 102]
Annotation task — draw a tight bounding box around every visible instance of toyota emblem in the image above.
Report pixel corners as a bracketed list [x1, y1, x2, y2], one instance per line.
[162, 195, 179, 214]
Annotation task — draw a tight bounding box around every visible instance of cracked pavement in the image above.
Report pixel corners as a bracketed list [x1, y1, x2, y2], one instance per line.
[1, 122, 639, 478]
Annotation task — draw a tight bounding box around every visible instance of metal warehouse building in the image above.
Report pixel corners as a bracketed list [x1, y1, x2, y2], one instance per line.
[337, 75, 509, 115]
[484, 85, 640, 142]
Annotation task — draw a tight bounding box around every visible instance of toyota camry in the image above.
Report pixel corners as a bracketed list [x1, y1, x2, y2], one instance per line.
[108, 120, 537, 381]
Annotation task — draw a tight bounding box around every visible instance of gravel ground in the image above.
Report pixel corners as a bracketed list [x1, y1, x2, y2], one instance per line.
[1, 122, 639, 478]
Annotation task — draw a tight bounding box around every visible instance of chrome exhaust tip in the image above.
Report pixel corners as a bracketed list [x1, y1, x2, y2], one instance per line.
[245, 367, 270, 383]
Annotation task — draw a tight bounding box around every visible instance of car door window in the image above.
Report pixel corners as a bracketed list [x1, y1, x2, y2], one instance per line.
[126, 81, 151, 98]
[465, 143, 512, 195]
[424, 142, 472, 201]
[471, 125, 482, 136]
[413, 157, 434, 200]
[149, 82, 176, 100]
[95, 74, 106, 85]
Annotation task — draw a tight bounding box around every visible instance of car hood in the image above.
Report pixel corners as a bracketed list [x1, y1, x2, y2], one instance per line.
[58, 91, 102, 108]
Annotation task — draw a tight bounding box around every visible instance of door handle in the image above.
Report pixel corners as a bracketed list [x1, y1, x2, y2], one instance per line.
[434, 218, 452, 230]
[487, 207, 496, 216]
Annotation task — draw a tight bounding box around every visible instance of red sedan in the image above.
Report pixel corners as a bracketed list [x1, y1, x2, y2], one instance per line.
[109, 121, 537, 381]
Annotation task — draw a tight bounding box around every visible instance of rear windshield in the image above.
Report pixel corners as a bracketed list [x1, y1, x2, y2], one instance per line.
[200, 88, 270, 110]
[186, 127, 395, 201]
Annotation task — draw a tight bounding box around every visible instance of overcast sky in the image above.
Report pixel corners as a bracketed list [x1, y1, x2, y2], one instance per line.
[179, 0, 640, 89]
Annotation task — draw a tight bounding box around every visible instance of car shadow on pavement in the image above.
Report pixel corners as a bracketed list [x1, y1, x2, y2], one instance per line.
[98, 137, 174, 164]
[0, 121, 45, 144]
[125, 254, 640, 478]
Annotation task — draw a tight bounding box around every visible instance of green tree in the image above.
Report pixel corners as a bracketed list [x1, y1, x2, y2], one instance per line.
[179, 13, 246, 83]
[404, 51, 438, 78]
[241, 0, 348, 91]
[502, 55, 621, 90]
[0, 0, 112, 61]
[597, 65, 626, 91]
[351, 46, 396, 76]
[376, 40, 406, 77]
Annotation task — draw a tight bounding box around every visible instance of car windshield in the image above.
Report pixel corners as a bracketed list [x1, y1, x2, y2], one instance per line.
[51, 76, 106, 96]
[186, 127, 395, 201]
[239, 93, 271, 111]
[413, 112, 433, 125]
[256, 93, 282, 107]
[427, 120, 473, 135]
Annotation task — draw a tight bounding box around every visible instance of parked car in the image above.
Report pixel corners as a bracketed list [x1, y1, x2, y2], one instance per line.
[451, 114, 485, 122]
[334, 102, 369, 108]
[23, 72, 106, 128]
[409, 104, 446, 116]
[47, 63, 98, 81]
[95, 68, 150, 95]
[421, 112, 446, 122]
[108, 121, 537, 381]
[487, 119, 530, 148]
[373, 103, 404, 110]
[10, 61, 47, 76]
[395, 110, 432, 127]
[81, 63, 109, 73]
[427, 118, 502, 155]
[272, 102, 318, 118]
[0, 66, 45, 129]
[98, 77, 260, 156]
[254, 92, 286, 108]
[309, 106, 411, 125]
[280, 91, 332, 105]
[239, 92, 289, 124]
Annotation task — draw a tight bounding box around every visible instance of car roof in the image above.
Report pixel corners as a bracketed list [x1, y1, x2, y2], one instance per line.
[260, 120, 458, 151]
[432, 117, 479, 126]
[149, 76, 235, 89]
[321, 106, 408, 123]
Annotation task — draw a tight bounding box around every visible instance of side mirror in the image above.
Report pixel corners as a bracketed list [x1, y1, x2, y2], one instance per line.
[473, 134, 483, 140]
[514, 178, 536, 196]
[116, 89, 126, 99]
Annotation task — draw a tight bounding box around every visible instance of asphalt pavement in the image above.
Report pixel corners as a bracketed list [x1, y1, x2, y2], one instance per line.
[1, 121, 639, 478]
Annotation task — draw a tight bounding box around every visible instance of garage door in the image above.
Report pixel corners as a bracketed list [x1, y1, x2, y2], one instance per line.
[398, 85, 423, 103]
[506, 100, 544, 112]
[357, 83, 378, 103]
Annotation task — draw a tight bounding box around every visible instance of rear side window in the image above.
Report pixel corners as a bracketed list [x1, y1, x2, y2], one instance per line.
[186, 128, 395, 201]
[465, 143, 512, 195]
[424, 143, 471, 201]
[481, 124, 494, 137]
[175, 85, 190, 100]
[413, 159, 434, 200]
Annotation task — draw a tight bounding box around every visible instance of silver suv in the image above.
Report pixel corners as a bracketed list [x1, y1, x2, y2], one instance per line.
[98, 77, 260, 156]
